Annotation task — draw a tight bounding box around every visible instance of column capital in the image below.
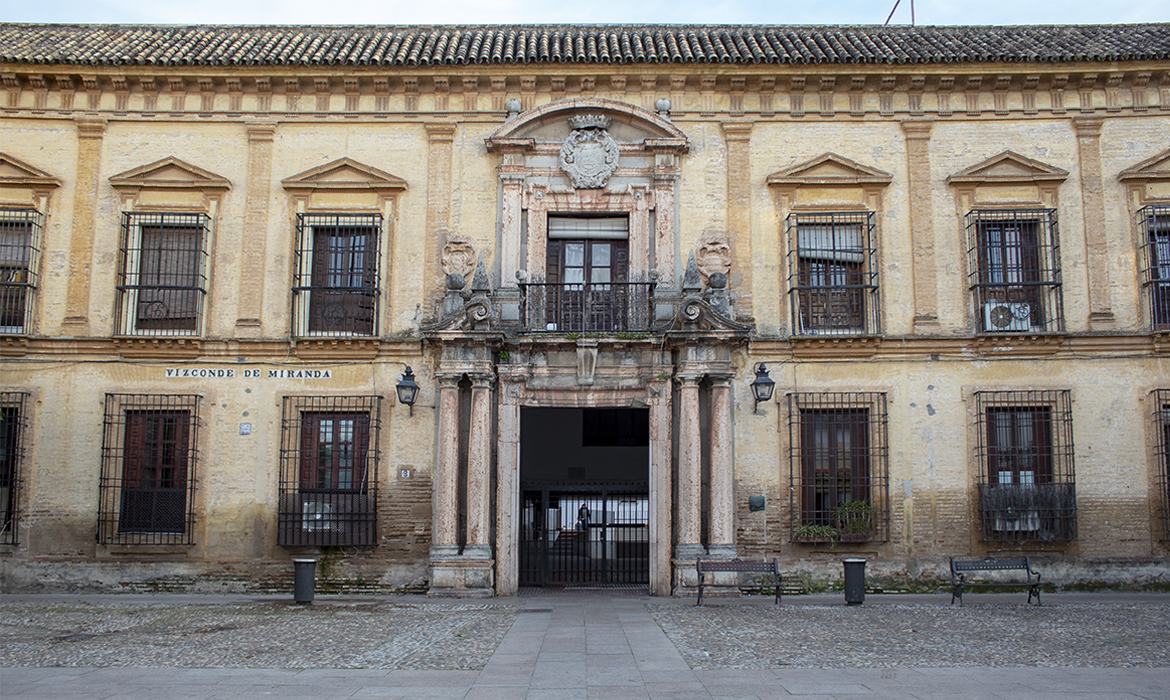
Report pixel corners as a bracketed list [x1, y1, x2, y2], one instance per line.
[900, 118, 935, 140]
[74, 115, 106, 138]
[246, 121, 277, 141]
[425, 123, 457, 142]
[1072, 116, 1104, 138]
[720, 121, 753, 140]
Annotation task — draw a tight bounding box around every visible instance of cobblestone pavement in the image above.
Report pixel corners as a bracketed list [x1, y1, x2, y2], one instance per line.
[648, 599, 1170, 669]
[0, 600, 518, 669]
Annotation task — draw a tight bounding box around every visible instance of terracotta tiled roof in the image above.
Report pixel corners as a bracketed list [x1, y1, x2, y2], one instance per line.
[1, 23, 1168, 67]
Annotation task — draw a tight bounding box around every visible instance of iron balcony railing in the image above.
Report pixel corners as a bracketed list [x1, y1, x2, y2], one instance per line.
[978, 482, 1077, 542]
[518, 281, 655, 333]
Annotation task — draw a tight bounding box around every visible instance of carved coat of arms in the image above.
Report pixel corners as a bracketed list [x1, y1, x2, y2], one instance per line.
[559, 115, 620, 189]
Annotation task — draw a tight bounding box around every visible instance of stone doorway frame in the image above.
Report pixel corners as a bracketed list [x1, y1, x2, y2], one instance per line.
[495, 363, 674, 596]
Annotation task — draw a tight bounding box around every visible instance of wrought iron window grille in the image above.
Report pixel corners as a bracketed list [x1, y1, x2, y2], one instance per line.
[293, 213, 382, 338]
[115, 212, 210, 337]
[278, 395, 382, 547]
[787, 392, 890, 543]
[0, 210, 44, 335]
[1154, 390, 1170, 542]
[1138, 205, 1170, 331]
[974, 390, 1076, 542]
[966, 209, 1064, 334]
[786, 212, 880, 337]
[97, 394, 201, 545]
[0, 392, 30, 546]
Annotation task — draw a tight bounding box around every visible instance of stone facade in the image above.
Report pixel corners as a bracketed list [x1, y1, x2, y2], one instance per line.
[1, 23, 1169, 595]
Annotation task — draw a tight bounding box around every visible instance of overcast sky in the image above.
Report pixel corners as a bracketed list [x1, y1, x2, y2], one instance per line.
[3, 0, 1169, 26]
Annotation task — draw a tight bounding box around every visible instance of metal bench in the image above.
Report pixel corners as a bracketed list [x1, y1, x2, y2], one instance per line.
[696, 558, 781, 606]
[950, 556, 1042, 606]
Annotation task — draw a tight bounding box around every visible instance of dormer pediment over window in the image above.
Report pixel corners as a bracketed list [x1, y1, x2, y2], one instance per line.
[767, 153, 893, 210]
[0, 152, 61, 210]
[486, 98, 689, 303]
[282, 158, 407, 213]
[946, 151, 1069, 211]
[109, 157, 230, 211]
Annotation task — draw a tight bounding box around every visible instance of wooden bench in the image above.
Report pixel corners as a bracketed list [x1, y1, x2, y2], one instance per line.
[696, 558, 781, 606]
[950, 556, 1042, 606]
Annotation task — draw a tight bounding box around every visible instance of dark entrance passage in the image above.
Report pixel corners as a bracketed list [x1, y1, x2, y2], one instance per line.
[519, 407, 650, 588]
[519, 487, 649, 586]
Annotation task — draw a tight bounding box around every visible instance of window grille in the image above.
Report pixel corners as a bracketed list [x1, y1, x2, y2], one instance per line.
[786, 212, 880, 336]
[293, 214, 382, 337]
[0, 210, 44, 335]
[1154, 390, 1170, 541]
[278, 395, 381, 546]
[966, 209, 1063, 333]
[787, 392, 889, 542]
[116, 212, 210, 336]
[1138, 205, 1170, 331]
[0, 392, 29, 546]
[97, 394, 201, 545]
[974, 390, 1076, 542]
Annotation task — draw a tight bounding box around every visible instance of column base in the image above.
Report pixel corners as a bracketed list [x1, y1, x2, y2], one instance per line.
[1089, 310, 1116, 331]
[705, 544, 738, 560]
[428, 556, 496, 598]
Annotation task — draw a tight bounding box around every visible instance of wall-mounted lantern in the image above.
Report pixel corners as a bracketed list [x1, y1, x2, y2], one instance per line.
[751, 363, 775, 412]
[396, 366, 420, 415]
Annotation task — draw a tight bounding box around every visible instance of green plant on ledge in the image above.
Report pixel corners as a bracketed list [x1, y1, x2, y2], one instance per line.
[834, 499, 875, 540]
[793, 524, 839, 542]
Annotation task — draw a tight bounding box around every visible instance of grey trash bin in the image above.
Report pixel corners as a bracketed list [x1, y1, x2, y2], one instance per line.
[843, 558, 866, 605]
[293, 558, 317, 604]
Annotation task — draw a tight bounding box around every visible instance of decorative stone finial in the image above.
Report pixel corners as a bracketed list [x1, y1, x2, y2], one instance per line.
[655, 98, 671, 115]
[682, 251, 702, 293]
[472, 252, 490, 292]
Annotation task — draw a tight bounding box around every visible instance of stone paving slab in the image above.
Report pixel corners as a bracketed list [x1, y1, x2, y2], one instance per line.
[2, 592, 1170, 699]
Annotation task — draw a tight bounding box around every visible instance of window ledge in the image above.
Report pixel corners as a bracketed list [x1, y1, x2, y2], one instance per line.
[969, 332, 1066, 356]
[0, 335, 31, 357]
[790, 334, 881, 358]
[112, 336, 202, 359]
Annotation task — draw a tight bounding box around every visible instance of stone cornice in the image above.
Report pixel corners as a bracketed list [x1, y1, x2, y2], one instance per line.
[4, 67, 1169, 120]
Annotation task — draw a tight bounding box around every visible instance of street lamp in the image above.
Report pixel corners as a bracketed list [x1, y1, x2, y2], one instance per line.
[751, 363, 775, 412]
[396, 366, 420, 415]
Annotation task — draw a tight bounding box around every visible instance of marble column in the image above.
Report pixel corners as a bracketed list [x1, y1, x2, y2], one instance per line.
[431, 376, 461, 558]
[707, 376, 736, 558]
[676, 375, 704, 559]
[464, 374, 494, 558]
[494, 374, 522, 595]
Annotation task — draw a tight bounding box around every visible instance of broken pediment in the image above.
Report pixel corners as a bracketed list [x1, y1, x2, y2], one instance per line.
[281, 158, 407, 194]
[767, 153, 893, 187]
[0, 153, 62, 189]
[1119, 148, 1170, 183]
[109, 157, 231, 192]
[946, 151, 1068, 186]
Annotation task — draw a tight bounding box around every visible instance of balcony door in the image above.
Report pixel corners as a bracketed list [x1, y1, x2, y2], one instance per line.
[545, 217, 628, 332]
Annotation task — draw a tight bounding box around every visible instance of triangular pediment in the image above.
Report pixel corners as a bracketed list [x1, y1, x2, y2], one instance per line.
[0, 153, 61, 188]
[767, 153, 892, 186]
[946, 151, 1068, 186]
[282, 158, 407, 192]
[109, 157, 231, 191]
[1119, 148, 1170, 182]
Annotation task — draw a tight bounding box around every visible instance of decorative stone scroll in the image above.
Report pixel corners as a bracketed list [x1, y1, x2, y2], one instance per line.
[559, 114, 620, 189]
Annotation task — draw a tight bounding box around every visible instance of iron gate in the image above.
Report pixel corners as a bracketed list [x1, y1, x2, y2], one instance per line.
[519, 485, 649, 587]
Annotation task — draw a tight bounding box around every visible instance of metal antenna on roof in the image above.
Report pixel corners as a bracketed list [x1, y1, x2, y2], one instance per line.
[884, 0, 915, 26]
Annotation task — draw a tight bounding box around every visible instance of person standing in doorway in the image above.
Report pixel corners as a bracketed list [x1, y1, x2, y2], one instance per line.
[577, 503, 591, 531]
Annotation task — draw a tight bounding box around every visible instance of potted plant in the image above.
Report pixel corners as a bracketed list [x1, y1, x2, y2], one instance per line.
[834, 499, 875, 542]
[792, 524, 839, 544]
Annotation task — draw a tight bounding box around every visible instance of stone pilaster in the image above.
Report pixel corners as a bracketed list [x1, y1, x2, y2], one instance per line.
[722, 122, 753, 316]
[425, 123, 456, 296]
[464, 374, 495, 557]
[707, 376, 736, 557]
[236, 122, 275, 334]
[901, 119, 939, 334]
[63, 116, 106, 331]
[676, 374, 703, 558]
[648, 375, 673, 596]
[1074, 117, 1115, 329]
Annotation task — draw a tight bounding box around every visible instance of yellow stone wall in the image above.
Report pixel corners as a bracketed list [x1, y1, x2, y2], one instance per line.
[2, 59, 1169, 592]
